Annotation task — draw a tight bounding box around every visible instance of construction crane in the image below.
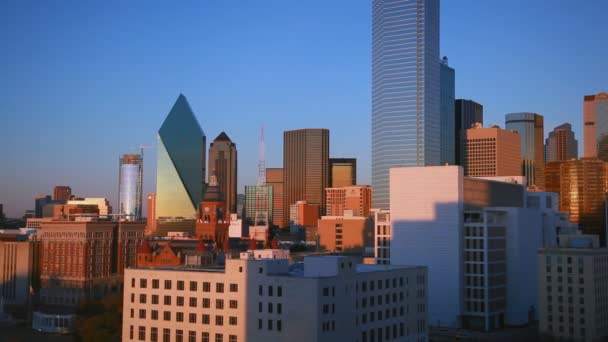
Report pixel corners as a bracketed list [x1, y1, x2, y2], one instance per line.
[137, 144, 154, 159]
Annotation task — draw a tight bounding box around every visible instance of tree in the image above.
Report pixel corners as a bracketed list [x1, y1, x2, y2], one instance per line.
[73, 294, 122, 342]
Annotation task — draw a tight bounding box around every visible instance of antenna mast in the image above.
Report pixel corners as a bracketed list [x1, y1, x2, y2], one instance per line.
[254, 125, 268, 226]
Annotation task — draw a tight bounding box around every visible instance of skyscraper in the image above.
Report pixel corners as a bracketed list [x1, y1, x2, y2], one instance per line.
[464, 124, 522, 177]
[244, 185, 272, 226]
[119, 153, 143, 221]
[583, 92, 608, 160]
[156, 94, 206, 219]
[53, 186, 72, 201]
[505, 112, 545, 189]
[440, 57, 455, 165]
[545, 123, 578, 162]
[283, 129, 329, 218]
[455, 99, 483, 165]
[545, 159, 607, 245]
[266, 168, 284, 227]
[329, 158, 356, 188]
[208, 132, 237, 214]
[146, 193, 156, 234]
[372, 0, 441, 209]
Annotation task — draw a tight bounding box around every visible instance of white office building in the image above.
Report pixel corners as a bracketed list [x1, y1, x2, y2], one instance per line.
[388, 166, 570, 331]
[123, 251, 428, 342]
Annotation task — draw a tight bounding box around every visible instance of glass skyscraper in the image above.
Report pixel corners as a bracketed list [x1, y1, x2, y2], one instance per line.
[440, 57, 455, 165]
[119, 153, 143, 221]
[156, 94, 206, 219]
[372, 0, 441, 209]
[505, 112, 545, 189]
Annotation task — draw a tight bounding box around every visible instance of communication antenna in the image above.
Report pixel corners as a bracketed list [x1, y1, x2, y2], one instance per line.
[254, 125, 268, 226]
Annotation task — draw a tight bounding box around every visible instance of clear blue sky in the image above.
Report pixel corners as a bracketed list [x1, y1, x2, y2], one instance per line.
[1, 0, 606, 218]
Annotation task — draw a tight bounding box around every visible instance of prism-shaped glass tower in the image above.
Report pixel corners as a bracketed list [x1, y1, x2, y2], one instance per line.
[156, 94, 206, 219]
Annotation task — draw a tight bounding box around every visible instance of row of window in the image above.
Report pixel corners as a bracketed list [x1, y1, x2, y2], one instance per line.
[357, 306, 407, 325]
[258, 301, 282, 314]
[356, 292, 406, 309]
[130, 294, 238, 309]
[361, 322, 408, 342]
[356, 277, 408, 292]
[128, 326, 237, 342]
[129, 310, 237, 326]
[132, 279, 238, 293]
[257, 319, 282, 331]
[258, 285, 282, 297]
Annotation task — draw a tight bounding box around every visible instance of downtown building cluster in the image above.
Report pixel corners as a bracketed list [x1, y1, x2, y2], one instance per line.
[1, 0, 608, 341]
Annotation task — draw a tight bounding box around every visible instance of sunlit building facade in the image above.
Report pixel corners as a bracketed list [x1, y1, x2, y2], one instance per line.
[371, 0, 441, 209]
[119, 153, 143, 221]
[455, 99, 484, 165]
[283, 129, 329, 218]
[545, 123, 578, 162]
[156, 94, 206, 219]
[53, 186, 72, 201]
[329, 158, 356, 188]
[266, 168, 284, 227]
[464, 124, 521, 177]
[505, 112, 545, 189]
[583, 92, 608, 159]
[545, 159, 607, 245]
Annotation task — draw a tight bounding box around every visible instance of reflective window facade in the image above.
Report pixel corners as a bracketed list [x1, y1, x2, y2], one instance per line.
[545, 159, 607, 245]
[595, 100, 608, 161]
[119, 154, 143, 221]
[156, 94, 206, 219]
[505, 112, 545, 189]
[440, 58, 455, 165]
[244, 185, 273, 226]
[583, 92, 608, 158]
[372, 0, 441, 209]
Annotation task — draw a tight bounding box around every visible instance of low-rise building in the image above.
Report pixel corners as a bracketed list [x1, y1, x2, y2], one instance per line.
[538, 234, 608, 341]
[122, 252, 428, 342]
[318, 211, 373, 253]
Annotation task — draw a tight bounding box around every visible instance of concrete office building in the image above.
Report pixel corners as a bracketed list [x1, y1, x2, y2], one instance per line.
[0, 240, 40, 318]
[373, 209, 391, 265]
[283, 129, 329, 217]
[464, 124, 522, 177]
[326, 185, 372, 217]
[583, 92, 608, 159]
[156, 94, 206, 219]
[329, 158, 357, 188]
[289, 201, 319, 228]
[147, 193, 157, 235]
[505, 112, 545, 189]
[389, 166, 568, 330]
[122, 252, 428, 342]
[67, 197, 112, 219]
[318, 212, 374, 253]
[372, 0, 441, 210]
[53, 186, 72, 201]
[545, 123, 578, 162]
[538, 234, 608, 341]
[455, 99, 484, 165]
[209, 132, 238, 214]
[119, 153, 143, 221]
[545, 158, 608, 245]
[266, 168, 285, 228]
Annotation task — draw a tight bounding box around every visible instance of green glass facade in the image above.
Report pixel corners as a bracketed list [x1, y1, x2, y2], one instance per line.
[156, 94, 206, 219]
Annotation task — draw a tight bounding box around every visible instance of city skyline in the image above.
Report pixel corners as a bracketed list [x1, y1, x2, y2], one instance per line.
[2, 1, 608, 217]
